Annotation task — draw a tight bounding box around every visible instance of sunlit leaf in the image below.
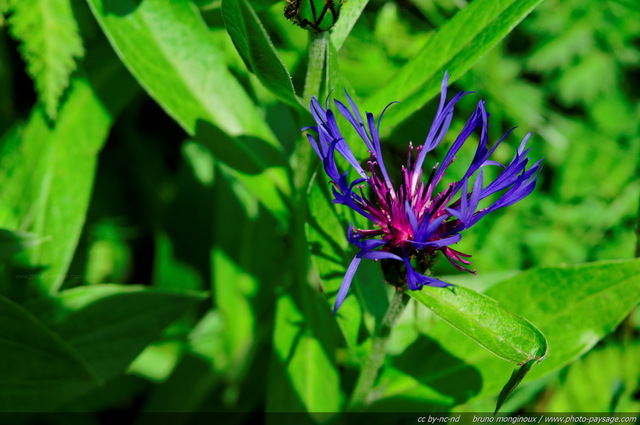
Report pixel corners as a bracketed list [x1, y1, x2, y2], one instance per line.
[329, 0, 368, 51]
[86, 0, 291, 224]
[222, 0, 300, 107]
[7, 0, 83, 120]
[363, 0, 543, 131]
[374, 260, 640, 407]
[409, 285, 547, 365]
[0, 76, 116, 293]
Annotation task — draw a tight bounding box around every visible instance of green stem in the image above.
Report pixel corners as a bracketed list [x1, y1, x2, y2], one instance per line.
[635, 190, 640, 258]
[303, 32, 328, 102]
[292, 32, 329, 196]
[349, 289, 411, 408]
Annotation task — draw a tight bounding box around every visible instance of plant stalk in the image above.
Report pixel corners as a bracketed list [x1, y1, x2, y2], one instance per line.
[349, 289, 411, 408]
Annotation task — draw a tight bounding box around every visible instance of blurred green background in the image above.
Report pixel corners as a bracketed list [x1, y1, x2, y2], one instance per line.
[0, 0, 638, 421]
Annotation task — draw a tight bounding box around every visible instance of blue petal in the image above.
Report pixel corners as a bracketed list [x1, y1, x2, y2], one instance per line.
[333, 253, 362, 314]
[403, 254, 453, 290]
[363, 251, 403, 261]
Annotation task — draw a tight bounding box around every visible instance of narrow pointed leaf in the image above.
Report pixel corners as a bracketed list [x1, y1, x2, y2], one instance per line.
[221, 0, 300, 107]
[494, 359, 536, 414]
[329, 0, 368, 51]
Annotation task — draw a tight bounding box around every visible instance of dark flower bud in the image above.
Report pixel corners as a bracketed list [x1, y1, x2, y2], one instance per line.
[284, 0, 340, 33]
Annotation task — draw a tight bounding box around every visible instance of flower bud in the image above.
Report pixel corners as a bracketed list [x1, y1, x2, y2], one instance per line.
[284, 0, 340, 32]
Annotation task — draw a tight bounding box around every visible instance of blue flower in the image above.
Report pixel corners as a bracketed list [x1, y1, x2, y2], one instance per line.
[305, 73, 542, 313]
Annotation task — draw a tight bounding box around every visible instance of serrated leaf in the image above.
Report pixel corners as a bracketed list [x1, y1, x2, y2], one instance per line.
[0, 294, 99, 412]
[409, 285, 548, 365]
[7, 0, 83, 120]
[221, 0, 300, 107]
[363, 0, 542, 132]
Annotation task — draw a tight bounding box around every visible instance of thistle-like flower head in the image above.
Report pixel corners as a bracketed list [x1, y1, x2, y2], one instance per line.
[305, 73, 542, 313]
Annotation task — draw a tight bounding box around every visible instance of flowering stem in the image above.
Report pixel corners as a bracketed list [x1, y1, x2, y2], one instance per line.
[303, 32, 328, 102]
[349, 289, 410, 408]
[294, 32, 329, 196]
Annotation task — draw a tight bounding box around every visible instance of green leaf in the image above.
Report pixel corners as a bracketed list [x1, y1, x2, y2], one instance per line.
[544, 342, 640, 413]
[86, 0, 291, 225]
[409, 285, 547, 365]
[26, 284, 205, 382]
[266, 288, 343, 416]
[0, 294, 98, 412]
[490, 260, 640, 380]
[375, 260, 640, 407]
[7, 0, 84, 120]
[494, 359, 536, 414]
[363, 0, 542, 131]
[0, 76, 116, 293]
[211, 247, 258, 381]
[329, 0, 368, 51]
[0, 228, 43, 260]
[221, 0, 300, 107]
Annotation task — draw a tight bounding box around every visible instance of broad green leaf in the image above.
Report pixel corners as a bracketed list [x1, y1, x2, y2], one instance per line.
[211, 247, 258, 382]
[329, 0, 368, 51]
[26, 284, 205, 382]
[0, 229, 43, 260]
[7, 0, 83, 120]
[0, 76, 116, 293]
[0, 294, 98, 412]
[374, 260, 640, 407]
[363, 0, 542, 131]
[209, 172, 282, 399]
[221, 0, 300, 107]
[491, 260, 640, 379]
[86, 0, 291, 224]
[409, 285, 547, 365]
[266, 288, 343, 417]
[545, 342, 640, 413]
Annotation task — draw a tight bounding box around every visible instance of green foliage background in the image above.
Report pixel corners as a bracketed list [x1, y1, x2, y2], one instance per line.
[0, 0, 638, 420]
